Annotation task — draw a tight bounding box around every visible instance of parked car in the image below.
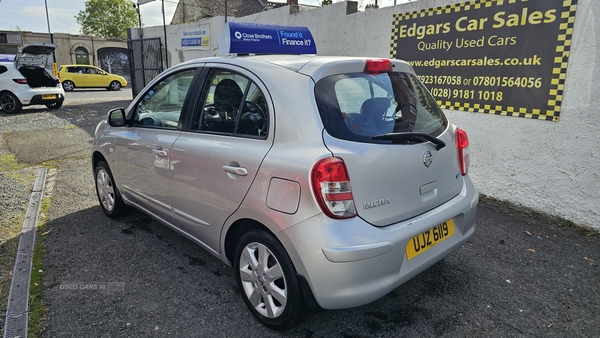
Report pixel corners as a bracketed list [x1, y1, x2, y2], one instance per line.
[92, 30, 478, 330]
[58, 64, 127, 91]
[0, 43, 65, 114]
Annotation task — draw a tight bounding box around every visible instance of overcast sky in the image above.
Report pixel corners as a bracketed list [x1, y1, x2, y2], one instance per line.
[0, 0, 409, 36]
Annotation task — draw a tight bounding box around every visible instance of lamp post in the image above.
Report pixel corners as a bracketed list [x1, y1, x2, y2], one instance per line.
[44, 0, 52, 43]
[44, 0, 57, 75]
[162, 0, 168, 68]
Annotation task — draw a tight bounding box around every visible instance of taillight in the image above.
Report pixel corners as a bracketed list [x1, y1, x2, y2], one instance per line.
[311, 157, 356, 219]
[364, 59, 393, 74]
[13, 79, 27, 84]
[456, 128, 470, 175]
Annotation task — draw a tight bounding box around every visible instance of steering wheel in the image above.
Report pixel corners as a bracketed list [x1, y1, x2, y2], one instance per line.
[240, 101, 267, 135]
[206, 103, 243, 121]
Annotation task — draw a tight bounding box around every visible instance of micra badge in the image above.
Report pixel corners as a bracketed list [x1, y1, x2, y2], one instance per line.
[363, 198, 390, 210]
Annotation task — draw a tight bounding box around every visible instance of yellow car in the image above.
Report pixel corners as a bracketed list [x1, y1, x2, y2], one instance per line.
[58, 65, 127, 91]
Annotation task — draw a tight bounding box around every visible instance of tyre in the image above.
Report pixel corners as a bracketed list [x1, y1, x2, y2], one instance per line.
[62, 80, 75, 91]
[45, 101, 63, 109]
[94, 161, 128, 217]
[0, 92, 22, 114]
[234, 229, 305, 330]
[109, 81, 121, 91]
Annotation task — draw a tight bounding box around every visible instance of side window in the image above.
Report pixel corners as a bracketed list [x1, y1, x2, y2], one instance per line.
[193, 69, 268, 137]
[0, 65, 7, 75]
[133, 69, 196, 129]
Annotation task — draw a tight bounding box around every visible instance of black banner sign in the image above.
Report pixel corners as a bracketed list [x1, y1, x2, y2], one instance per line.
[0, 33, 7, 44]
[390, 0, 578, 121]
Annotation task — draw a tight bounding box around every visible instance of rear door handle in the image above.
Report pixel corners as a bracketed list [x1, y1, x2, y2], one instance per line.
[222, 165, 248, 176]
[152, 148, 168, 157]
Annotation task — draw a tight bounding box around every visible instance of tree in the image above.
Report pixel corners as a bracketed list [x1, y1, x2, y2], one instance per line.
[75, 0, 140, 39]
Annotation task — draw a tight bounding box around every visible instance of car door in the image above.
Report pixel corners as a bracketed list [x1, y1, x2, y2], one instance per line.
[67, 66, 87, 87]
[111, 67, 198, 223]
[80, 66, 101, 87]
[83, 67, 100, 87]
[169, 66, 273, 253]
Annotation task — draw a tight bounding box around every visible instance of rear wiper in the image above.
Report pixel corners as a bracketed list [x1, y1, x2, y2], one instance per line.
[372, 132, 446, 150]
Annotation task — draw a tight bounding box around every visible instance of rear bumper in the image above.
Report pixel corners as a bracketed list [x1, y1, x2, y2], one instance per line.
[27, 93, 65, 105]
[14, 88, 65, 106]
[279, 176, 478, 310]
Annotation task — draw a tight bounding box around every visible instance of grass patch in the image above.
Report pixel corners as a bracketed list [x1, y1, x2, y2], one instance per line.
[0, 220, 22, 325]
[0, 154, 20, 172]
[28, 197, 50, 338]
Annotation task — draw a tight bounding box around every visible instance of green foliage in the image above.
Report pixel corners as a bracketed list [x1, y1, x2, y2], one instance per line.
[75, 0, 140, 39]
[321, 0, 333, 5]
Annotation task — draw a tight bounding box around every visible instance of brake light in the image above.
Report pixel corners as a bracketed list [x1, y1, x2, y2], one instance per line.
[364, 59, 392, 74]
[13, 79, 27, 84]
[311, 157, 356, 219]
[456, 128, 470, 175]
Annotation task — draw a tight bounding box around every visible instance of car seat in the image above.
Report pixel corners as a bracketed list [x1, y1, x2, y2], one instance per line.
[361, 97, 391, 121]
[213, 79, 243, 120]
[206, 79, 243, 133]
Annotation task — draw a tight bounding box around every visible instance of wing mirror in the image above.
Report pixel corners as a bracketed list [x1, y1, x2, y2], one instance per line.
[108, 107, 126, 127]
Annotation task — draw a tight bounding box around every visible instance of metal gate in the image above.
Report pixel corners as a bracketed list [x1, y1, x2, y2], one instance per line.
[128, 37, 164, 96]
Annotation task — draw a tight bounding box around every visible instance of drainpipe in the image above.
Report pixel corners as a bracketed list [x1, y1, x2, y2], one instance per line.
[91, 36, 95, 66]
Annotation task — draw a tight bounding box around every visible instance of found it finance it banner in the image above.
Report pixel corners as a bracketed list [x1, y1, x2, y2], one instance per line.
[390, 0, 578, 121]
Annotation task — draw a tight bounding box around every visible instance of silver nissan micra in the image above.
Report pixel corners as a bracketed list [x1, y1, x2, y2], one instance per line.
[92, 51, 478, 330]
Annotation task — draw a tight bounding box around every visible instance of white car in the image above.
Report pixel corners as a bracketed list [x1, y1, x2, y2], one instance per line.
[0, 42, 65, 114]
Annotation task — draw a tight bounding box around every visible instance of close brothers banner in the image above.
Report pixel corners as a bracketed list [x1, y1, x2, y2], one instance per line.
[390, 0, 578, 121]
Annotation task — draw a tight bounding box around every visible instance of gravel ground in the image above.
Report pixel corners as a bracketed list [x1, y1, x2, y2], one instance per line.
[1, 96, 599, 337]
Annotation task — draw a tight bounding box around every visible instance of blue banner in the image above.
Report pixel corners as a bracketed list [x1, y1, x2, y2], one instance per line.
[0, 54, 15, 62]
[219, 22, 316, 55]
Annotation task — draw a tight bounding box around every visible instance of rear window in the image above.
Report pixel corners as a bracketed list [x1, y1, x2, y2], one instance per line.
[315, 72, 447, 143]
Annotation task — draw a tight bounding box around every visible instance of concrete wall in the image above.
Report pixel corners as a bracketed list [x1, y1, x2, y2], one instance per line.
[141, 0, 600, 230]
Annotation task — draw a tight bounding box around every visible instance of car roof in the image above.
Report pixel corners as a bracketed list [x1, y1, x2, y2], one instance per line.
[175, 55, 413, 80]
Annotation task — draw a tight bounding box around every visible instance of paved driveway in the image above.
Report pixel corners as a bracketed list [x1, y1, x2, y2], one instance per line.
[1, 91, 598, 337]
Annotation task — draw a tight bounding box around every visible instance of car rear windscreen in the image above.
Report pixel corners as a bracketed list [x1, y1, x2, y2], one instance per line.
[315, 72, 447, 143]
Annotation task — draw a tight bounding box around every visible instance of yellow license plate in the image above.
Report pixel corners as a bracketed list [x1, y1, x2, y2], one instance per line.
[405, 219, 455, 260]
[41, 94, 56, 100]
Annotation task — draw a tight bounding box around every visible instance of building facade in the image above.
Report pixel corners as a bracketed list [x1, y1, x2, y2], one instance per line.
[0, 31, 129, 80]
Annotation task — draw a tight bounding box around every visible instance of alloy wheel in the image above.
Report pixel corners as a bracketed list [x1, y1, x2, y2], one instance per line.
[96, 167, 116, 212]
[239, 241, 288, 319]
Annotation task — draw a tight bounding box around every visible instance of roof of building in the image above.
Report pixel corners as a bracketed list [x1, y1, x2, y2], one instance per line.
[171, 0, 268, 24]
